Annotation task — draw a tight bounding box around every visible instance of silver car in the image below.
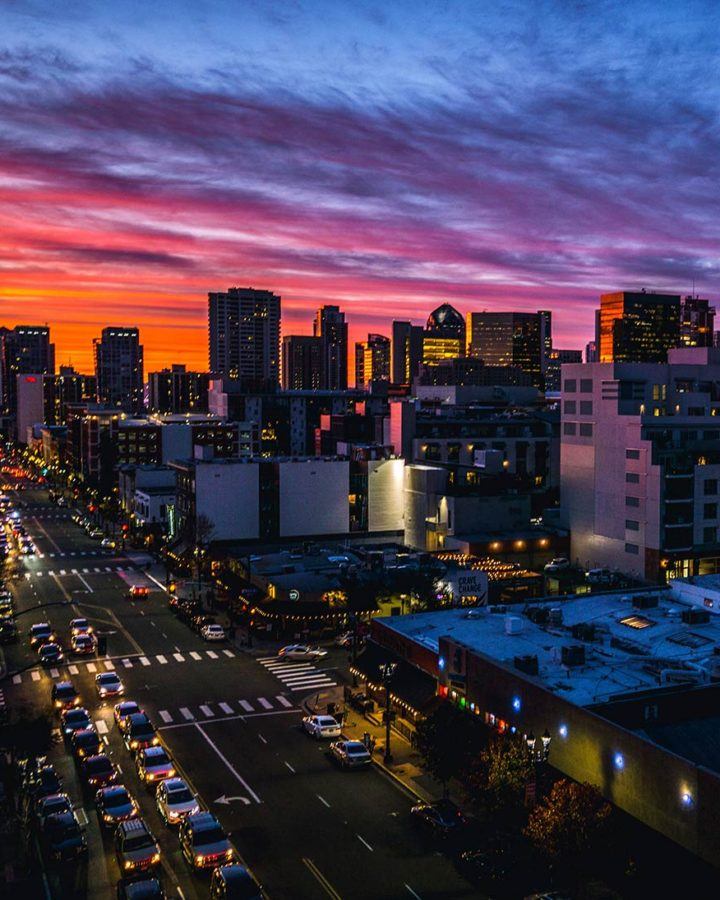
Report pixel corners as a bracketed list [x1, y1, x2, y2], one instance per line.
[156, 777, 199, 826]
[301, 715, 341, 739]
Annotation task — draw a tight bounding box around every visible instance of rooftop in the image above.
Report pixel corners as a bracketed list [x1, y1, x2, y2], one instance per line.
[375, 587, 720, 706]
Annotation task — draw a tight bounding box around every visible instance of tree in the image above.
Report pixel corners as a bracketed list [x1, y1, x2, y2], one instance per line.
[195, 513, 216, 547]
[468, 733, 534, 810]
[523, 779, 612, 862]
[414, 703, 479, 794]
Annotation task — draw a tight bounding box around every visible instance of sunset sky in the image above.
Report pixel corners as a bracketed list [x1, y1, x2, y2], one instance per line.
[2, 0, 719, 373]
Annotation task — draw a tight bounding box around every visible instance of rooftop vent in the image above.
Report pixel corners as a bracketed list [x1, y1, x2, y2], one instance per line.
[505, 616, 523, 635]
[561, 645, 586, 667]
[682, 608, 711, 625]
[526, 607, 550, 625]
[514, 655, 539, 676]
[633, 594, 659, 609]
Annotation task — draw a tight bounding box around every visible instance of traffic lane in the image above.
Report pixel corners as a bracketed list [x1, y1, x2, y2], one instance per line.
[223, 713, 477, 899]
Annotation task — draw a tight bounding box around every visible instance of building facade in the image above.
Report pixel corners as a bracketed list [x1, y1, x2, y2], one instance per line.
[93, 327, 144, 413]
[147, 365, 212, 413]
[281, 336, 323, 391]
[422, 303, 466, 366]
[0, 325, 55, 419]
[313, 305, 348, 390]
[355, 334, 390, 389]
[598, 291, 680, 363]
[391, 320, 424, 385]
[467, 312, 546, 388]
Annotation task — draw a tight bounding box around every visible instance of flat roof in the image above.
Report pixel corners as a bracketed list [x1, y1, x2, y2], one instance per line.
[375, 588, 720, 706]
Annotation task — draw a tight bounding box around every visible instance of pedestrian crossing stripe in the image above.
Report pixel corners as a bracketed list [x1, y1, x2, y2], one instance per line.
[257, 697, 272, 709]
[150, 697, 298, 724]
[277, 696, 293, 707]
[173, 653, 184, 662]
[258, 656, 337, 692]
[200, 705, 213, 717]
[159, 710, 173, 723]
[190, 652, 202, 661]
[219, 702, 233, 714]
[156, 655, 168, 665]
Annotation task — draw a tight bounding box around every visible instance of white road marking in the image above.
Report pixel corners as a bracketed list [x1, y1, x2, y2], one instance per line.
[262, 662, 313, 672]
[180, 707, 194, 720]
[290, 680, 336, 691]
[222, 649, 235, 658]
[194, 722, 261, 804]
[206, 650, 218, 659]
[405, 886, 422, 900]
[139, 657, 150, 666]
[284, 674, 335, 685]
[159, 710, 173, 723]
[190, 652, 202, 661]
[95, 719, 109, 734]
[317, 794, 331, 808]
[50, 668, 59, 678]
[239, 700, 254, 712]
[156, 655, 168, 665]
[357, 834, 374, 852]
[200, 704, 214, 717]
[258, 733, 268, 744]
[12, 674, 21, 685]
[76, 572, 94, 593]
[257, 697, 272, 710]
[86, 662, 97, 673]
[219, 703, 233, 715]
[173, 653, 185, 662]
[31, 670, 41, 681]
[284, 761, 296, 774]
[122, 658, 132, 667]
[59, 569, 66, 576]
[104, 659, 114, 670]
[276, 696, 293, 708]
[68, 665, 79, 674]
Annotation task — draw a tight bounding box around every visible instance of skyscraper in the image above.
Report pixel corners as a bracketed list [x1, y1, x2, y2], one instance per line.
[282, 336, 323, 390]
[0, 325, 55, 417]
[93, 327, 144, 413]
[392, 321, 424, 384]
[313, 305, 348, 390]
[422, 303, 466, 365]
[208, 287, 281, 389]
[680, 296, 715, 349]
[467, 312, 546, 387]
[598, 291, 680, 363]
[355, 334, 390, 389]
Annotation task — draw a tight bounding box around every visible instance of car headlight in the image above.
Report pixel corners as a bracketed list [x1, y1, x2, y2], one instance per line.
[55, 700, 62, 708]
[151, 853, 160, 863]
[124, 860, 134, 869]
[167, 769, 175, 777]
[195, 855, 204, 865]
[225, 848, 233, 858]
[104, 813, 114, 822]
[152, 737, 159, 745]
[131, 740, 138, 749]
[147, 773, 154, 780]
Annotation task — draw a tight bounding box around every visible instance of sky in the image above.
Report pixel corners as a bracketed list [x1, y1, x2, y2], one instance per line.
[1, 0, 720, 373]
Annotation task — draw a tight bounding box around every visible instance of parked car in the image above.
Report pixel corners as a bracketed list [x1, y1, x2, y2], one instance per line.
[136, 747, 175, 790]
[35, 793, 73, 829]
[41, 811, 87, 861]
[114, 818, 161, 873]
[201, 624, 225, 642]
[544, 557, 570, 574]
[176, 602, 201, 625]
[29, 622, 55, 647]
[155, 777, 199, 825]
[301, 715, 341, 740]
[179, 812, 234, 870]
[61, 707, 92, 737]
[51, 680, 80, 711]
[329, 740, 372, 769]
[24, 765, 63, 802]
[124, 713, 159, 753]
[278, 644, 327, 661]
[96, 671, 124, 698]
[96, 785, 139, 829]
[71, 727, 101, 761]
[0, 620, 17, 644]
[39, 642, 64, 666]
[587, 567, 613, 584]
[82, 754, 119, 789]
[334, 631, 354, 648]
[410, 799, 468, 837]
[210, 864, 262, 900]
[347, 691, 374, 714]
[114, 701, 142, 731]
[116, 875, 165, 900]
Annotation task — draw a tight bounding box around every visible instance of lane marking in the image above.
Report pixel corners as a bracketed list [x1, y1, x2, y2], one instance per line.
[173, 653, 185, 662]
[193, 722, 261, 804]
[104, 659, 114, 670]
[258, 734, 268, 745]
[284, 761, 296, 774]
[86, 662, 97, 673]
[405, 886, 422, 900]
[158, 708, 300, 730]
[50, 668, 59, 678]
[12, 674, 21, 685]
[317, 794, 330, 808]
[159, 710, 173, 723]
[68, 665, 79, 674]
[206, 650, 218, 659]
[222, 649, 235, 658]
[219, 703, 233, 715]
[189, 652, 202, 661]
[302, 858, 342, 900]
[357, 834, 374, 852]
[31, 670, 41, 681]
[239, 700, 253, 712]
[283, 672, 332, 684]
[122, 658, 132, 667]
[257, 697, 272, 710]
[156, 654, 168, 665]
[76, 571, 94, 593]
[276, 696, 293, 708]
[200, 705, 213, 717]
[291, 681, 336, 691]
[180, 708, 194, 721]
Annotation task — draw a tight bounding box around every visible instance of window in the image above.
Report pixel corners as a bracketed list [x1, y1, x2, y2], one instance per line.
[580, 379, 593, 393]
[625, 519, 640, 531]
[579, 423, 593, 437]
[704, 527, 716, 543]
[564, 379, 577, 393]
[624, 543, 640, 555]
[626, 449, 640, 460]
[563, 422, 576, 436]
[564, 400, 576, 414]
[704, 503, 717, 519]
[580, 400, 593, 415]
[705, 480, 718, 496]
[626, 496, 640, 508]
[626, 473, 640, 483]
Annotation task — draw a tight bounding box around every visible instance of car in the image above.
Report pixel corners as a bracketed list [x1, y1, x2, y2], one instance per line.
[51, 680, 80, 711]
[201, 624, 226, 642]
[114, 818, 161, 873]
[176, 602, 201, 625]
[20, 540, 35, 555]
[277, 644, 327, 661]
[179, 812, 234, 870]
[155, 777, 199, 825]
[71, 727, 101, 761]
[71, 632, 96, 656]
[70, 618, 93, 636]
[82, 754, 119, 788]
[114, 700, 142, 730]
[96, 785, 138, 829]
[136, 746, 175, 790]
[39, 642, 64, 666]
[587, 567, 613, 584]
[191, 614, 216, 634]
[96, 671, 124, 698]
[61, 707, 92, 737]
[301, 715, 341, 740]
[329, 740, 372, 769]
[29, 622, 55, 647]
[410, 799, 468, 837]
[123, 713, 159, 753]
[127, 586, 149, 601]
[116, 875, 166, 900]
[544, 557, 571, 573]
[35, 793, 73, 829]
[210, 864, 263, 900]
[24, 765, 63, 802]
[101, 538, 116, 550]
[0, 620, 17, 643]
[41, 811, 87, 861]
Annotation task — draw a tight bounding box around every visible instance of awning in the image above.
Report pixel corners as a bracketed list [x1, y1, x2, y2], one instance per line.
[351, 640, 438, 714]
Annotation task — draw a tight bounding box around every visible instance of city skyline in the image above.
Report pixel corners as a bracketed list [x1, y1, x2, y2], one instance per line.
[3, 1, 720, 371]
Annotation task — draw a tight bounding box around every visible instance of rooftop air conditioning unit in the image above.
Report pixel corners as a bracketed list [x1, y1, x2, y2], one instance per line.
[505, 616, 523, 635]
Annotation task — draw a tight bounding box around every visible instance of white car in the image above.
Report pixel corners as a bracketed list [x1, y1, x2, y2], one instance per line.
[544, 557, 571, 573]
[95, 671, 124, 698]
[201, 624, 226, 642]
[156, 777, 199, 825]
[302, 715, 341, 739]
[278, 644, 327, 661]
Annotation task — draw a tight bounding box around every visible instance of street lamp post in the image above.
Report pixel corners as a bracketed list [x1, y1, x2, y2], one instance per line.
[379, 662, 397, 764]
[525, 728, 552, 803]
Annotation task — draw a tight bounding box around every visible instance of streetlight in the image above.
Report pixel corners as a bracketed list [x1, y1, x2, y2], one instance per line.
[526, 728, 552, 803]
[379, 662, 397, 764]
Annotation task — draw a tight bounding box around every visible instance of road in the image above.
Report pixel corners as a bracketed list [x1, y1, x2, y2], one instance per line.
[4, 485, 476, 899]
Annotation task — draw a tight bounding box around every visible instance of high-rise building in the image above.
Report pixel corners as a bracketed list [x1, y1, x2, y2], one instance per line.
[0, 325, 55, 417]
[680, 296, 715, 348]
[585, 341, 598, 363]
[93, 327, 144, 413]
[391, 321, 424, 384]
[544, 348, 582, 393]
[313, 305, 347, 390]
[148, 365, 212, 413]
[539, 309, 553, 374]
[598, 290, 680, 363]
[467, 312, 545, 387]
[281, 336, 323, 391]
[422, 303, 466, 365]
[208, 287, 281, 389]
[44, 366, 96, 424]
[355, 334, 390, 389]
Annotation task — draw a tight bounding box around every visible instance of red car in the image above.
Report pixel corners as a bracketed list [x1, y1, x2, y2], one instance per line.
[127, 586, 149, 601]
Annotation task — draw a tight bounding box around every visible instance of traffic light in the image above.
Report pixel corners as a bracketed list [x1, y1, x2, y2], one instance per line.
[168, 581, 176, 595]
[122, 524, 129, 534]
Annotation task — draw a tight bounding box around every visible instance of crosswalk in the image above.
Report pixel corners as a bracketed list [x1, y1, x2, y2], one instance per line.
[38, 551, 114, 559]
[10, 648, 238, 684]
[156, 694, 295, 725]
[24, 565, 131, 579]
[258, 656, 338, 692]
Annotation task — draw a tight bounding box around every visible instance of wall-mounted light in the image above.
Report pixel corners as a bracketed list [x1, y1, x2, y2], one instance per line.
[614, 752, 625, 770]
[512, 696, 521, 712]
[438, 655, 445, 671]
[558, 724, 568, 739]
[681, 791, 693, 808]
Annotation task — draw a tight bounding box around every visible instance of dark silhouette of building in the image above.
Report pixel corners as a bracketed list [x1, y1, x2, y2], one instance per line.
[148, 365, 212, 413]
[468, 312, 546, 387]
[313, 305, 348, 390]
[93, 327, 144, 413]
[0, 324, 55, 417]
[392, 321, 424, 384]
[599, 290, 680, 363]
[208, 287, 281, 389]
[44, 367, 96, 424]
[680, 296, 715, 348]
[544, 348, 582, 392]
[282, 336, 323, 390]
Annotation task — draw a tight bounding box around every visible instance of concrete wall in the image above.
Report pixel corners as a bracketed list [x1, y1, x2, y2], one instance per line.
[278, 459, 349, 537]
[367, 458, 405, 532]
[16, 374, 45, 444]
[195, 463, 259, 541]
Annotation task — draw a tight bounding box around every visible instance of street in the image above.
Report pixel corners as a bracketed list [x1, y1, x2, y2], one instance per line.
[3, 485, 476, 899]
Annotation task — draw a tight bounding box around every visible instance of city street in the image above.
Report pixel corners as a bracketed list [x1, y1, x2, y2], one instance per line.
[3, 485, 476, 899]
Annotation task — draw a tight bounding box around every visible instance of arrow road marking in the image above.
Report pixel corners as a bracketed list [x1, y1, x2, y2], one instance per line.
[214, 794, 251, 806]
[194, 722, 261, 804]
